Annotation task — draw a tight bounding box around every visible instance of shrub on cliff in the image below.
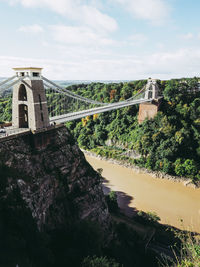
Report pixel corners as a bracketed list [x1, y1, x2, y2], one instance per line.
[82, 256, 121, 267]
[166, 231, 200, 267]
[106, 191, 119, 213]
[136, 211, 160, 225]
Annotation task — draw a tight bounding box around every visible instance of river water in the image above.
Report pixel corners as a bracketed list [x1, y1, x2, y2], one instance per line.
[85, 155, 200, 233]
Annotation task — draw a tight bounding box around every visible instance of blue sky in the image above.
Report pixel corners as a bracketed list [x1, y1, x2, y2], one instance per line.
[1, 0, 200, 80]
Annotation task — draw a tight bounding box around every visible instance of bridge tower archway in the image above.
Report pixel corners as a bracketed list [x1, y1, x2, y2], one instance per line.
[148, 89, 153, 99]
[18, 84, 27, 101]
[19, 104, 29, 128]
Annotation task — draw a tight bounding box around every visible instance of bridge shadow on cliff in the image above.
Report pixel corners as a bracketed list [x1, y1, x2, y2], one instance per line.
[102, 177, 137, 217]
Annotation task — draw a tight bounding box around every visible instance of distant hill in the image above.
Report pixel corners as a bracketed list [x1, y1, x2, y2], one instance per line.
[54, 80, 131, 87]
[0, 78, 131, 85]
[0, 78, 131, 96]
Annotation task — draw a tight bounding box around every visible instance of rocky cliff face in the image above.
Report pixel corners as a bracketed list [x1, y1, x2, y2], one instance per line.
[0, 126, 110, 234]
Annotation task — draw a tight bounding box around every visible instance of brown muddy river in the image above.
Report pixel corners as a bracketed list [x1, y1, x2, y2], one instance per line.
[85, 155, 200, 233]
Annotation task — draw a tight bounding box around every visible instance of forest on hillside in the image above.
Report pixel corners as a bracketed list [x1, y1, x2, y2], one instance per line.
[65, 78, 200, 182]
[0, 78, 200, 182]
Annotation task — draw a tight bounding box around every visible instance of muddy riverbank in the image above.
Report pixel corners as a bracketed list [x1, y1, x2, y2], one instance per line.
[83, 150, 197, 188]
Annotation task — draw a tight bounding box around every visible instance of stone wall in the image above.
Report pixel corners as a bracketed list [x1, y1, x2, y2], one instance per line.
[138, 101, 160, 124]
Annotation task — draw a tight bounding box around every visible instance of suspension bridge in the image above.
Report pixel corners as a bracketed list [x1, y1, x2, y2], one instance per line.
[0, 67, 160, 137]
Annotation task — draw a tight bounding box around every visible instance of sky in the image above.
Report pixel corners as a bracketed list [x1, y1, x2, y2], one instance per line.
[1, 0, 200, 80]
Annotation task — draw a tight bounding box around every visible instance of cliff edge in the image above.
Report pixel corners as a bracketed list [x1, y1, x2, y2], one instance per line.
[0, 126, 111, 266]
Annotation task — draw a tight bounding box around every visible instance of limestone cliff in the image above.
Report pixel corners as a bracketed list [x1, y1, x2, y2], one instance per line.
[0, 125, 110, 234]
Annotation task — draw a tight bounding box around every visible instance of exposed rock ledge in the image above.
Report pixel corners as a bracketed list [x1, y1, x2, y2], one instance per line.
[82, 149, 198, 189]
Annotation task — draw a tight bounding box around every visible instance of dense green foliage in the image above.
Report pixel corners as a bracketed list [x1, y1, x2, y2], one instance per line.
[132, 78, 200, 181]
[65, 78, 200, 182]
[168, 231, 200, 267]
[178, 240, 200, 267]
[65, 80, 147, 148]
[0, 96, 12, 122]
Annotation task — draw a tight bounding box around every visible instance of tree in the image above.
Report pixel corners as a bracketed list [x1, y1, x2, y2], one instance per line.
[174, 158, 186, 177]
[183, 159, 198, 177]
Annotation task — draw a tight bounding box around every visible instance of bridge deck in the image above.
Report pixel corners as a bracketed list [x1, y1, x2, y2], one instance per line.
[0, 128, 31, 141]
[50, 98, 152, 124]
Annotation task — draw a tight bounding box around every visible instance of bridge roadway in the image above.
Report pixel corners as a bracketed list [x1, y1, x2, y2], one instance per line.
[50, 97, 152, 124]
[0, 127, 30, 140]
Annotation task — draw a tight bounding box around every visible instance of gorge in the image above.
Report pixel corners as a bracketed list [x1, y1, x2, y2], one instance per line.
[0, 77, 200, 266]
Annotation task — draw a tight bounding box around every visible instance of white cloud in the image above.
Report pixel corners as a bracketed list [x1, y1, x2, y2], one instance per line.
[1, 47, 200, 80]
[81, 6, 117, 33]
[17, 24, 44, 33]
[50, 25, 115, 46]
[114, 0, 170, 24]
[0, 55, 73, 79]
[128, 33, 147, 44]
[180, 33, 193, 40]
[7, 0, 73, 11]
[7, 0, 117, 33]
[141, 48, 200, 78]
[156, 42, 165, 49]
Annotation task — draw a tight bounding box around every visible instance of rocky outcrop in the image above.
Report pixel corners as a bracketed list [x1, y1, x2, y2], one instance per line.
[0, 126, 111, 233]
[105, 139, 140, 159]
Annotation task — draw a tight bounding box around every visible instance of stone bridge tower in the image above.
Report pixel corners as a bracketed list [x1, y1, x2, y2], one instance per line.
[138, 78, 160, 124]
[144, 78, 159, 100]
[12, 67, 50, 131]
